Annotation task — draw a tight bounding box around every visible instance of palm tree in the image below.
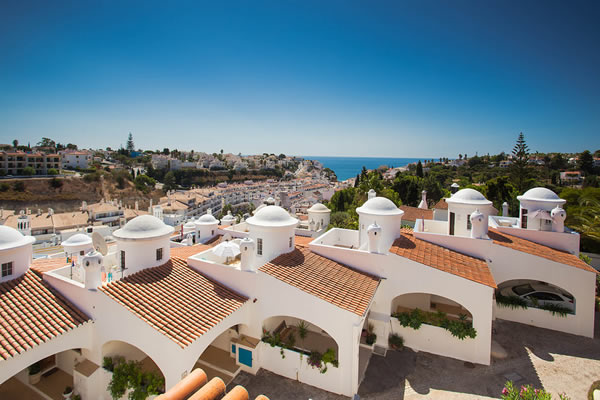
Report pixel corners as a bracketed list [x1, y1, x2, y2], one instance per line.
[571, 195, 600, 241]
[297, 320, 309, 358]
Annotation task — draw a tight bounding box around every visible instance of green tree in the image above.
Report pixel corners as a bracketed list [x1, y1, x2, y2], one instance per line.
[416, 161, 424, 178]
[485, 176, 518, 214]
[134, 174, 156, 193]
[48, 168, 60, 176]
[354, 173, 360, 188]
[37, 137, 56, 148]
[22, 166, 35, 176]
[510, 132, 530, 192]
[579, 150, 594, 175]
[126, 133, 135, 153]
[12, 139, 18, 148]
[163, 171, 177, 191]
[13, 181, 25, 192]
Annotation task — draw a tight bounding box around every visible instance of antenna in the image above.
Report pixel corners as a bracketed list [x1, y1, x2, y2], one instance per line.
[92, 232, 108, 256]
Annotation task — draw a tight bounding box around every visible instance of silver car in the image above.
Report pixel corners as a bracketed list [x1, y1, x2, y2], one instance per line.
[499, 282, 575, 312]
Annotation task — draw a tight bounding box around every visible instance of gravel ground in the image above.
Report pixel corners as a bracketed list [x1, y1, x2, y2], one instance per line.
[232, 313, 600, 399]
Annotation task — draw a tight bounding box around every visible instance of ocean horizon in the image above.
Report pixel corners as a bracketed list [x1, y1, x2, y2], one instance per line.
[304, 156, 424, 181]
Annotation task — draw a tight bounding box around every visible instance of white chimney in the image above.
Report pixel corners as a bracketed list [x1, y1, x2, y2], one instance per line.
[48, 208, 54, 216]
[368, 189, 376, 200]
[82, 251, 103, 290]
[367, 222, 382, 253]
[135, 201, 139, 211]
[418, 190, 428, 210]
[186, 234, 193, 246]
[502, 202, 509, 216]
[81, 201, 87, 211]
[551, 206, 566, 233]
[240, 237, 255, 271]
[469, 209, 487, 239]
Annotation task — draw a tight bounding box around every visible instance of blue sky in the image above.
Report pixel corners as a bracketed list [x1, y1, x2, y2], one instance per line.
[1, 0, 598, 157]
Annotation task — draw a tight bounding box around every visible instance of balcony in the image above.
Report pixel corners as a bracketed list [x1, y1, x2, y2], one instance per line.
[413, 219, 448, 234]
[311, 228, 360, 250]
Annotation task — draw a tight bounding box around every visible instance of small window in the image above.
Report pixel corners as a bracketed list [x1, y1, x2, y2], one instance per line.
[521, 208, 528, 229]
[257, 238, 263, 256]
[467, 214, 472, 230]
[156, 248, 163, 261]
[120, 250, 126, 269]
[289, 237, 293, 248]
[80, 250, 85, 256]
[211, 230, 214, 235]
[1, 262, 13, 277]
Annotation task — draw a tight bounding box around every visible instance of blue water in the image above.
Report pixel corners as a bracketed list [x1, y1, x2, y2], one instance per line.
[305, 156, 423, 181]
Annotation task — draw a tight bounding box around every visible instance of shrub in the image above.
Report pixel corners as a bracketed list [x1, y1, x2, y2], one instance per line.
[388, 333, 404, 349]
[63, 386, 72, 395]
[308, 351, 322, 369]
[393, 308, 477, 340]
[28, 362, 41, 375]
[103, 356, 115, 372]
[501, 380, 570, 399]
[0, 182, 9, 192]
[107, 358, 164, 400]
[496, 293, 528, 310]
[49, 177, 63, 189]
[48, 168, 58, 175]
[539, 303, 570, 318]
[13, 181, 25, 192]
[23, 166, 36, 176]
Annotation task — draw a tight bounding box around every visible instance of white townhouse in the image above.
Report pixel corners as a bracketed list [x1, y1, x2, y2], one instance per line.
[0, 187, 596, 399]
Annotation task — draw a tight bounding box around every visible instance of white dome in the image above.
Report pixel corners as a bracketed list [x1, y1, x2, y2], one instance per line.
[518, 187, 566, 204]
[183, 220, 196, 229]
[221, 212, 236, 222]
[62, 233, 92, 246]
[0, 226, 35, 251]
[246, 205, 298, 227]
[252, 204, 266, 215]
[308, 203, 330, 213]
[196, 213, 219, 225]
[446, 188, 492, 205]
[113, 215, 174, 240]
[356, 197, 404, 216]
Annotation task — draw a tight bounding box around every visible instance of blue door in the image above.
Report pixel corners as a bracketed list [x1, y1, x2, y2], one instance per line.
[238, 347, 252, 367]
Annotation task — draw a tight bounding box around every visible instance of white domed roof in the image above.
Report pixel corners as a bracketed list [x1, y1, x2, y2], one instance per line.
[308, 203, 330, 213]
[246, 205, 298, 227]
[62, 233, 92, 246]
[221, 212, 236, 221]
[517, 187, 566, 204]
[356, 197, 404, 216]
[0, 226, 35, 251]
[113, 215, 174, 240]
[446, 188, 492, 205]
[183, 220, 196, 229]
[196, 213, 219, 225]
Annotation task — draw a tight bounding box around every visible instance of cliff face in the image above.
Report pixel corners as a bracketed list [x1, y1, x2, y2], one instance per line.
[0, 176, 161, 213]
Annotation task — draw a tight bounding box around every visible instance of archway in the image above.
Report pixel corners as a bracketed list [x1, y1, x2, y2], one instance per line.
[496, 279, 576, 315]
[391, 292, 473, 321]
[262, 315, 340, 357]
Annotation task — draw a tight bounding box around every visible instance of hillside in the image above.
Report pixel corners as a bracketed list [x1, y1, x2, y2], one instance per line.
[0, 176, 162, 213]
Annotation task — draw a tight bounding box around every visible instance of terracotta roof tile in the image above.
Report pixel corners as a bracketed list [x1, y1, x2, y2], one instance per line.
[170, 237, 221, 260]
[0, 271, 90, 361]
[30, 257, 70, 276]
[390, 229, 496, 288]
[433, 198, 448, 210]
[488, 228, 597, 274]
[399, 206, 433, 222]
[99, 258, 248, 348]
[260, 246, 380, 316]
[293, 235, 313, 246]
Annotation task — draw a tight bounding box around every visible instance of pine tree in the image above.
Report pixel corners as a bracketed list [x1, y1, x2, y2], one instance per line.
[416, 160, 423, 178]
[511, 132, 530, 192]
[126, 133, 135, 153]
[354, 173, 360, 188]
[579, 150, 594, 175]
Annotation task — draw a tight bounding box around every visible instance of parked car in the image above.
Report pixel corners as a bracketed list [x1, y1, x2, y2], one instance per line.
[499, 282, 574, 312]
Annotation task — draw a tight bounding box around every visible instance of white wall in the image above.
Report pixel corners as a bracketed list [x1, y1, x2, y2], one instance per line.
[248, 225, 296, 269]
[357, 214, 402, 253]
[116, 236, 171, 276]
[0, 245, 33, 283]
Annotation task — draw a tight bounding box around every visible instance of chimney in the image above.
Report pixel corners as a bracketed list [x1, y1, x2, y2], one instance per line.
[367, 222, 382, 253]
[551, 206, 566, 233]
[469, 209, 487, 239]
[240, 237, 255, 272]
[81, 201, 87, 211]
[48, 208, 54, 216]
[368, 189, 376, 200]
[27, 208, 31, 215]
[418, 190, 428, 210]
[502, 202, 509, 216]
[135, 201, 139, 211]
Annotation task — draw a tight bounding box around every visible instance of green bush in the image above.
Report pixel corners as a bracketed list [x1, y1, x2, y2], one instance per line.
[0, 182, 9, 192]
[23, 166, 36, 176]
[501, 380, 569, 399]
[48, 168, 58, 175]
[13, 181, 25, 192]
[496, 293, 528, 310]
[388, 333, 404, 349]
[393, 308, 477, 340]
[107, 357, 164, 400]
[539, 303, 570, 317]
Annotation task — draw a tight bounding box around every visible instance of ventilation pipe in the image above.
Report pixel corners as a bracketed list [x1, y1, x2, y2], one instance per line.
[367, 222, 382, 253]
[240, 237, 255, 271]
[82, 251, 103, 290]
[551, 206, 566, 233]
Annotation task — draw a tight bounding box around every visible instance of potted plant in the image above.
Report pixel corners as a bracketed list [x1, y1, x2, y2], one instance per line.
[366, 323, 377, 346]
[388, 333, 404, 350]
[28, 362, 42, 384]
[63, 386, 73, 399]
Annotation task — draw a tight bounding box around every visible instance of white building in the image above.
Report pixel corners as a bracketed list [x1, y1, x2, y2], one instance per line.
[0, 187, 596, 399]
[60, 151, 93, 169]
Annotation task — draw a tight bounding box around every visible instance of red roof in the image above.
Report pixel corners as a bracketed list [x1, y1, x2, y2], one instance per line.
[99, 257, 248, 348]
[433, 198, 448, 210]
[399, 205, 433, 222]
[0, 271, 90, 360]
[260, 245, 380, 316]
[488, 228, 597, 274]
[390, 229, 496, 288]
[30, 257, 70, 276]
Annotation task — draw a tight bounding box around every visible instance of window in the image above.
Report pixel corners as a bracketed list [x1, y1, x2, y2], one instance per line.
[80, 250, 84, 256]
[1, 262, 13, 277]
[257, 238, 263, 256]
[120, 250, 126, 270]
[467, 214, 472, 230]
[521, 208, 528, 229]
[528, 292, 563, 301]
[449, 212, 455, 235]
[156, 248, 163, 261]
[289, 237, 293, 248]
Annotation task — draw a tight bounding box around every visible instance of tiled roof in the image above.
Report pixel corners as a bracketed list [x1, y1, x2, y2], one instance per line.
[156, 368, 269, 400]
[30, 257, 70, 276]
[99, 257, 248, 348]
[0, 271, 90, 360]
[390, 229, 496, 288]
[170, 237, 221, 260]
[488, 228, 597, 274]
[260, 245, 380, 316]
[433, 198, 448, 210]
[399, 206, 433, 222]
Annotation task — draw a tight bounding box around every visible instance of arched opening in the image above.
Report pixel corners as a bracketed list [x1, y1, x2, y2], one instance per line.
[496, 279, 575, 315]
[0, 347, 91, 399]
[191, 323, 252, 385]
[261, 315, 339, 366]
[101, 340, 166, 398]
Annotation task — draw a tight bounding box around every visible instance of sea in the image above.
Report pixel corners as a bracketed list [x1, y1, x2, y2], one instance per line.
[305, 156, 423, 181]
